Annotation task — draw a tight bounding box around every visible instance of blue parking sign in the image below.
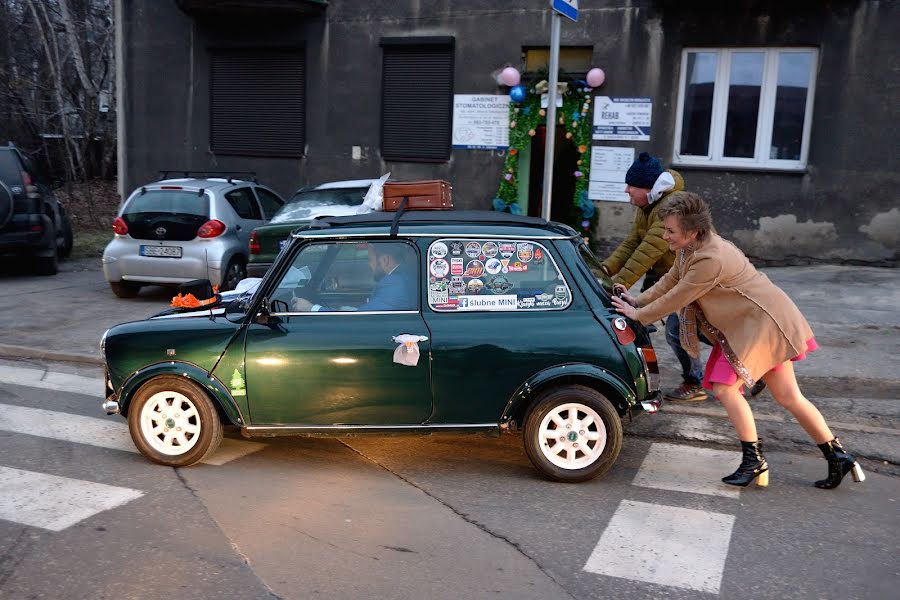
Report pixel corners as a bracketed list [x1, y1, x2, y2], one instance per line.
[552, 0, 578, 22]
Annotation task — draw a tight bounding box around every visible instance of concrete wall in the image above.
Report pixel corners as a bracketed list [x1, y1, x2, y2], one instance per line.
[118, 0, 899, 263]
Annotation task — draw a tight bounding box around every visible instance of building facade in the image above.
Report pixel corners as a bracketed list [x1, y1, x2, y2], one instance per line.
[116, 0, 899, 263]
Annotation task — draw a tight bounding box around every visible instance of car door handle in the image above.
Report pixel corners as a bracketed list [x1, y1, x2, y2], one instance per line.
[392, 334, 429, 343]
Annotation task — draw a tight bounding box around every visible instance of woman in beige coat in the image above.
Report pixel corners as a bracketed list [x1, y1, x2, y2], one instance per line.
[611, 192, 865, 489]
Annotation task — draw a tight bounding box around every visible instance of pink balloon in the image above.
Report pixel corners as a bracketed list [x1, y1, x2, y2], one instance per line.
[586, 68, 605, 88]
[499, 67, 521, 87]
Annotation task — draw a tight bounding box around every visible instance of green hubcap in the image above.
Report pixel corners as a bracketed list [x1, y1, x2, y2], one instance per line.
[165, 418, 176, 428]
[567, 431, 578, 442]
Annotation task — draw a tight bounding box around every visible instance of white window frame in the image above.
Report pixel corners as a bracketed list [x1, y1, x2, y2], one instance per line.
[673, 47, 818, 171]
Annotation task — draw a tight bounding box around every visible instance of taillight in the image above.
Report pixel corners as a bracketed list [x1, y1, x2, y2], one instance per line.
[197, 219, 226, 238]
[249, 231, 261, 254]
[21, 171, 32, 185]
[638, 346, 660, 393]
[112, 216, 128, 235]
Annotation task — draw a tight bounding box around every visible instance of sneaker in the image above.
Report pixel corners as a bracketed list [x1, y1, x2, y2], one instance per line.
[664, 382, 708, 402]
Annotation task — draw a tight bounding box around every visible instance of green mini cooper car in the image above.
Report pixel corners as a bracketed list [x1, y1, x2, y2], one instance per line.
[101, 211, 660, 482]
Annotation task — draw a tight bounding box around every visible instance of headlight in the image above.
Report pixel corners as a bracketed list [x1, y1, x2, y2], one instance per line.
[100, 328, 109, 353]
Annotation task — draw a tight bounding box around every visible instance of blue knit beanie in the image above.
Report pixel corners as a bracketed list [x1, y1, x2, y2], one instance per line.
[625, 152, 664, 189]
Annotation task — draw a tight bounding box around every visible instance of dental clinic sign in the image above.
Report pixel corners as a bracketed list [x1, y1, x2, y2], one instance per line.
[592, 96, 653, 141]
[452, 95, 510, 149]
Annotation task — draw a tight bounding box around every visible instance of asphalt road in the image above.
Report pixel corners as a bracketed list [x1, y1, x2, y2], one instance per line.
[1, 361, 896, 600]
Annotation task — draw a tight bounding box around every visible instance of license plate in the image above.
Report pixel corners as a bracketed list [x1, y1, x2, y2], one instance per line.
[140, 245, 182, 258]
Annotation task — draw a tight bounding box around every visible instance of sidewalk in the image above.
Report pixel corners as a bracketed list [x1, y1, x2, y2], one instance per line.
[1, 259, 897, 469]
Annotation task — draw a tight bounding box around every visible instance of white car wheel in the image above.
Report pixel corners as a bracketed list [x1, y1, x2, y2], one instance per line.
[139, 390, 202, 456]
[127, 376, 223, 467]
[523, 385, 623, 482]
[537, 402, 607, 470]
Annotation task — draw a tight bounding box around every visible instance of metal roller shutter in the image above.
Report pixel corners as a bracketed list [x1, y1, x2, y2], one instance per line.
[381, 39, 454, 162]
[210, 49, 306, 157]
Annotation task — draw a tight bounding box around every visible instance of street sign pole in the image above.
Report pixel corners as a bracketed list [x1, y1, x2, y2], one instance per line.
[540, 12, 561, 222]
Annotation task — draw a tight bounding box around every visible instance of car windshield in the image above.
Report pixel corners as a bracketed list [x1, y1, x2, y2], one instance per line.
[270, 187, 370, 224]
[574, 240, 614, 296]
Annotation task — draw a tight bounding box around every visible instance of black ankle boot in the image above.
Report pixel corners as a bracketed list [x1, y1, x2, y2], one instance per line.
[722, 439, 769, 487]
[815, 438, 865, 489]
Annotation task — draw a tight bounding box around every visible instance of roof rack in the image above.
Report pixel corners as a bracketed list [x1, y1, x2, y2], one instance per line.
[306, 210, 579, 238]
[157, 170, 258, 184]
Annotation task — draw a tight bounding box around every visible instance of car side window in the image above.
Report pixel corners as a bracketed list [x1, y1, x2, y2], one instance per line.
[270, 240, 418, 313]
[427, 239, 571, 312]
[254, 187, 284, 219]
[225, 187, 262, 220]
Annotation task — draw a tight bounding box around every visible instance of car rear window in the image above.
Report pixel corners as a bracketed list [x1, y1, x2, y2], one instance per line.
[427, 238, 572, 312]
[271, 187, 369, 223]
[0, 151, 23, 185]
[123, 190, 209, 218]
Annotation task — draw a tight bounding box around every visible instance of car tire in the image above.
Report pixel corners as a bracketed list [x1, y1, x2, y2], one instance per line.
[59, 214, 74, 258]
[127, 376, 224, 467]
[221, 256, 247, 291]
[109, 280, 142, 298]
[34, 248, 59, 276]
[523, 385, 623, 483]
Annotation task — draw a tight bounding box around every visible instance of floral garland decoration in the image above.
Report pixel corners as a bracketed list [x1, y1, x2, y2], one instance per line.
[493, 80, 598, 241]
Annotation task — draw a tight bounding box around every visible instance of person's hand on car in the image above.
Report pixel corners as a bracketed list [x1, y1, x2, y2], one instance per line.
[611, 295, 639, 319]
[612, 284, 638, 307]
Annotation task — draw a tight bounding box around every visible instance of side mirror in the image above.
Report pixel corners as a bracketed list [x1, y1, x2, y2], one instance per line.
[256, 297, 271, 325]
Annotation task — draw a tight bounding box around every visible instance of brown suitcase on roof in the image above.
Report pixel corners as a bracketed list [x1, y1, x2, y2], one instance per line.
[383, 180, 453, 211]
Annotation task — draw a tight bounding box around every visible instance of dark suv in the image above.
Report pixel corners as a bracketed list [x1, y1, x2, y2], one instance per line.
[0, 143, 73, 274]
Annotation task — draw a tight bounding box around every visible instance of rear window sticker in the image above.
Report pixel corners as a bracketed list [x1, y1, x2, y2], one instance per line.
[482, 241, 499, 258]
[487, 275, 512, 294]
[429, 289, 449, 304]
[518, 297, 536, 309]
[467, 279, 484, 294]
[517, 243, 534, 262]
[457, 295, 518, 310]
[508, 261, 528, 273]
[533, 247, 545, 264]
[555, 285, 568, 299]
[499, 242, 516, 258]
[465, 242, 482, 258]
[485, 257, 503, 275]
[430, 259, 449, 278]
[451, 257, 464, 275]
[464, 260, 485, 278]
[430, 242, 448, 258]
[449, 241, 464, 256]
[430, 279, 448, 292]
[449, 276, 466, 295]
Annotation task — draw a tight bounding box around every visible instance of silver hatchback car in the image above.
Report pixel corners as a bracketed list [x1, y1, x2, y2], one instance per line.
[102, 173, 284, 297]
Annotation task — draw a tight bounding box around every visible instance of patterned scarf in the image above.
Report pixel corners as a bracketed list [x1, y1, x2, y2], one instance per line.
[677, 247, 701, 358]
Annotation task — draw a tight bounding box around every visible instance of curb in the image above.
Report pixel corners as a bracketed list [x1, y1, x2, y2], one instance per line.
[0, 344, 104, 367]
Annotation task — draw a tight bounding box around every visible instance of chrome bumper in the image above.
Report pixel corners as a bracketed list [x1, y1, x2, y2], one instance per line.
[102, 399, 120, 415]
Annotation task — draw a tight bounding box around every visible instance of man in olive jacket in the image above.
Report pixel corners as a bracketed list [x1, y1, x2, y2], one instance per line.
[602, 152, 707, 402]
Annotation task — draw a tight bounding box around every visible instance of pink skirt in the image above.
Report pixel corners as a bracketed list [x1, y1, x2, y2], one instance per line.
[702, 338, 818, 391]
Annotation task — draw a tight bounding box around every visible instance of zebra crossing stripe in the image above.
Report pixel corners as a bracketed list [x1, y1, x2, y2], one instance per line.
[583, 499, 735, 594]
[0, 403, 264, 465]
[0, 365, 102, 397]
[632, 442, 742, 498]
[0, 465, 143, 531]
